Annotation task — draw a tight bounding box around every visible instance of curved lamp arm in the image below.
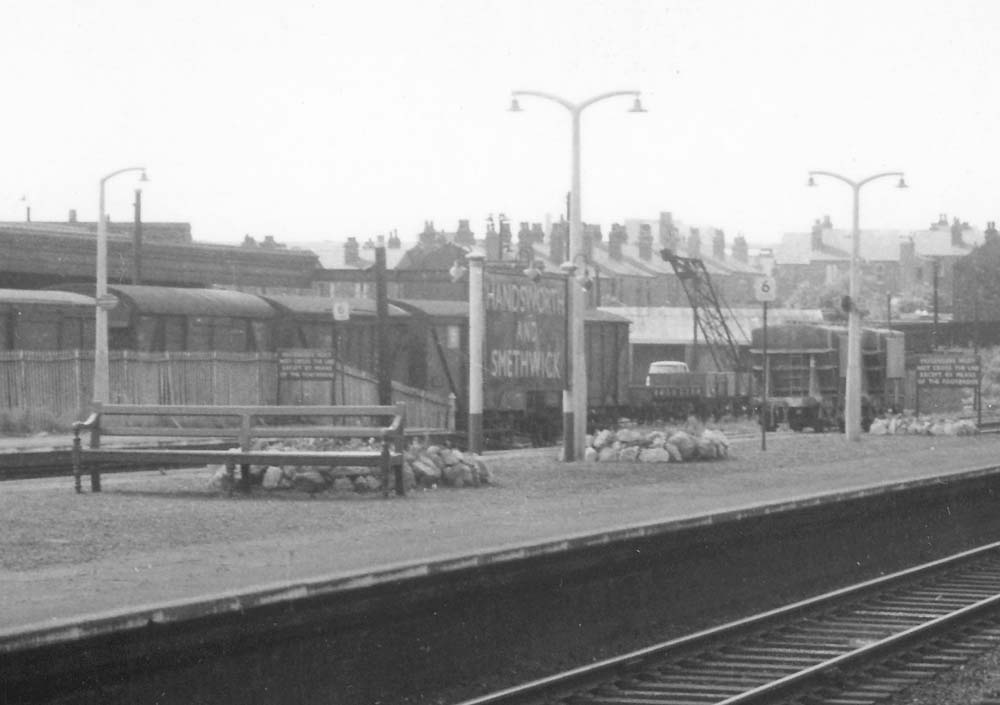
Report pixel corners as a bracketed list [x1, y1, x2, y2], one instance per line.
[100, 166, 146, 186]
[512, 90, 643, 115]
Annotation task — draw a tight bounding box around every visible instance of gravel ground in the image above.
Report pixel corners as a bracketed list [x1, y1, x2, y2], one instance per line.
[4, 430, 1000, 702]
[884, 644, 1000, 705]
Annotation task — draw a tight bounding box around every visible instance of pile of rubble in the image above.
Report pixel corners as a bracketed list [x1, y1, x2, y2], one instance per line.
[868, 415, 978, 436]
[582, 427, 730, 463]
[210, 437, 491, 494]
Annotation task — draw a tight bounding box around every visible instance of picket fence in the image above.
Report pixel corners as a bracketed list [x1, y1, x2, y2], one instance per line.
[0, 350, 455, 431]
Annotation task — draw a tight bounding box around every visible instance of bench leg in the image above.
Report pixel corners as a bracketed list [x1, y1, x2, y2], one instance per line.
[72, 436, 82, 494]
[240, 463, 252, 493]
[381, 444, 389, 498]
[224, 459, 237, 496]
[91, 466, 101, 493]
[394, 462, 404, 497]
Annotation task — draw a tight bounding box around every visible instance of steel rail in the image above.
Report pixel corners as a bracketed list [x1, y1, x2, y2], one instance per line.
[456, 540, 1000, 705]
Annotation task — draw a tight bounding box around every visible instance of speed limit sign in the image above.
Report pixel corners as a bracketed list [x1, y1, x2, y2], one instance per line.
[754, 276, 776, 303]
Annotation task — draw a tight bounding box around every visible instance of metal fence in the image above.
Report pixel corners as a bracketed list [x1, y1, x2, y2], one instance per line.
[0, 350, 454, 431]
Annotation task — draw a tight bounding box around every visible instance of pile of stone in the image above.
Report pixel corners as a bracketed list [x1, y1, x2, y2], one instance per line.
[868, 415, 978, 436]
[209, 437, 490, 494]
[582, 427, 730, 463]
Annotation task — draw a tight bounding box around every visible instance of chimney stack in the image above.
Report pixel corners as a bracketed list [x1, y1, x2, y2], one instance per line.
[637, 223, 653, 260]
[811, 219, 823, 250]
[68, 209, 78, 224]
[713, 228, 726, 260]
[608, 223, 626, 259]
[455, 220, 475, 245]
[658, 211, 678, 250]
[732, 234, 749, 263]
[687, 227, 701, 257]
[344, 237, 361, 265]
[549, 219, 567, 263]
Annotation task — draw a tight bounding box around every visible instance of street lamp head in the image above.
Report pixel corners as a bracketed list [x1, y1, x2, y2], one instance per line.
[449, 259, 468, 283]
[896, 176, 908, 189]
[807, 175, 817, 187]
[136, 170, 150, 191]
[628, 96, 647, 113]
[508, 97, 522, 113]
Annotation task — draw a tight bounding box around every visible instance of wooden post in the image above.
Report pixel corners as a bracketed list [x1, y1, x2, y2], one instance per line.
[375, 246, 391, 405]
[760, 300, 768, 451]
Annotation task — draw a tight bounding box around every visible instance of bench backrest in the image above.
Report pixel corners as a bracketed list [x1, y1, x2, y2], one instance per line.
[84, 403, 406, 450]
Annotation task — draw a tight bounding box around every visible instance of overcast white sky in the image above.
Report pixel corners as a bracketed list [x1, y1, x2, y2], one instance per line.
[1, 0, 997, 247]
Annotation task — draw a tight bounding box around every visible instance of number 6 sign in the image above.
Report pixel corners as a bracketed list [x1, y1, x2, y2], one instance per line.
[754, 276, 776, 303]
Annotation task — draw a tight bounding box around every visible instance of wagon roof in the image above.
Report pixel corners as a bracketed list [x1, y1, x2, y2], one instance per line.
[392, 298, 630, 324]
[107, 285, 277, 318]
[0, 289, 94, 307]
[261, 294, 409, 318]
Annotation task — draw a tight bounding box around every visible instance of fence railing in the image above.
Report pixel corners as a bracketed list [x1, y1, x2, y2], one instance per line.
[0, 350, 454, 431]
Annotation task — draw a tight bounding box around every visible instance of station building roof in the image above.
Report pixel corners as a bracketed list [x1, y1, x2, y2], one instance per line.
[603, 306, 824, 345]
[55, 284, 278, 319]
[0, 289, 94, 307]
[262, 294, 408, 318]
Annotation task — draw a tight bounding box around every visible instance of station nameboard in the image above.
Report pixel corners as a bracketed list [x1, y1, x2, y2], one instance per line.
[484, 272, 566, 393]
[914, 354, 980, 387]
[278, 349, 335, 381]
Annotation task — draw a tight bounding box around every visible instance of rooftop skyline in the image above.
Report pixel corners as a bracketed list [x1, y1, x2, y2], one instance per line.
[4, 1, 999, 247]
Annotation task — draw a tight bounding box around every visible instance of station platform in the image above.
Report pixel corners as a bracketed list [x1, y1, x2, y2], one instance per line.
[2, 431, 1000, 638]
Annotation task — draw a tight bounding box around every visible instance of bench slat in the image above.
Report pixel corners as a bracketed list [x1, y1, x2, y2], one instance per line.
[95, 404, 401, 418]
[84, 449, 401, 466]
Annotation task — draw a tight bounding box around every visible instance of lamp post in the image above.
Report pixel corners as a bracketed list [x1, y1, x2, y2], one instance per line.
[94, 167, 148, 404]
[510, 89, 645, 460]
[807, 170, 906, 441]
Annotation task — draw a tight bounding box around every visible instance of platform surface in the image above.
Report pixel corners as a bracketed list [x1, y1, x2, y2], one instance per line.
[2, 431, 999, 634]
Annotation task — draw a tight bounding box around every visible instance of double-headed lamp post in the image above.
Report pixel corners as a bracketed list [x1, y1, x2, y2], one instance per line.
[509, 89, 645, 460]
[807, 170, 906, 441]
[94, 167, 148, 404]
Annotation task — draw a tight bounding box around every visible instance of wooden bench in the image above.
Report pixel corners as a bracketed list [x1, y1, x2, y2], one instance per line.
[72, 403, 407, 496]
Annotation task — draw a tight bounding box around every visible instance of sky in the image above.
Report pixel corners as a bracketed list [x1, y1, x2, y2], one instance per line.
[2, 0, 998, 248]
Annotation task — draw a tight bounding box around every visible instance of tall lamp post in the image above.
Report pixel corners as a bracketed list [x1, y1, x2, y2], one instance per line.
[94, 167, 148, 404]
[807, 170, 906, 441]
[509, 89, 645, 460]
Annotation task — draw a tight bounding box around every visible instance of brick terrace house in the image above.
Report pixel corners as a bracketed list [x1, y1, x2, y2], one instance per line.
[771, 214, 985, 313]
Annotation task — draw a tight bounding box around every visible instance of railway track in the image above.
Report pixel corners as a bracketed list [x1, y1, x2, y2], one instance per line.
[459, 541, 1000, 705]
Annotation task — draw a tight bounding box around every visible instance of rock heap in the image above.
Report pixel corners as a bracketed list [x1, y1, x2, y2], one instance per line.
[209, 437, 491, 494]
[581, 427, 730, 463]
[868, 415, 977, 436]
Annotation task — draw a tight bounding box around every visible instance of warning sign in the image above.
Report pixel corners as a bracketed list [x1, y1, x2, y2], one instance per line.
[915, 354, 980, 387]
[278, 349, 335, 381]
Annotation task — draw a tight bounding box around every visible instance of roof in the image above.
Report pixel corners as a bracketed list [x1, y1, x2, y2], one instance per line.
[96, 285, 277, 318]
[388, 298, 629, 324]
[774, 224, 986, 266]
[0, 289, 94, 307]
[603, 306, 824, 345]
[390, 299, 468, 318]
[260, 294, 408, 318]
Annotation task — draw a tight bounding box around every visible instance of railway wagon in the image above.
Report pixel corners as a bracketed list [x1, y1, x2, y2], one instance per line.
[0, 289, 95, 350]
[749, 322, 904, 431]
[391, 298, 631, 446]
[627, 368, 741, 423]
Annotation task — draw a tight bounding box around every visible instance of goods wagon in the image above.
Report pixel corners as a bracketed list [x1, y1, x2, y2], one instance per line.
[749, 322, 904, 431]
[0, 289, 95, 350]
